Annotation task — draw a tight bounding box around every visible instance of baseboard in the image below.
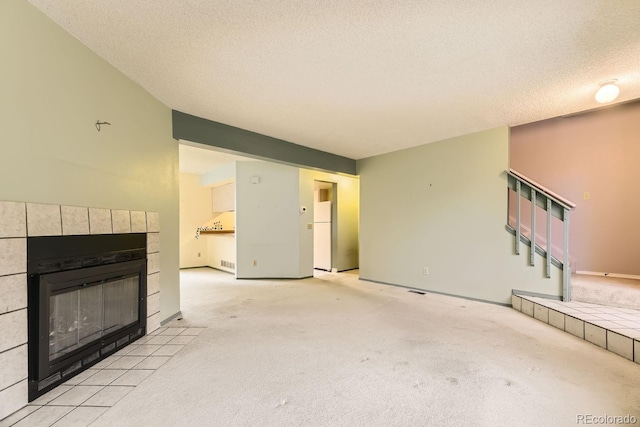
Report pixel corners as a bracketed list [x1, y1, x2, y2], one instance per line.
[575, 271, 640, 281]
[511, 289, 562, 300]
[359, 277, 510, 307]
[161, 311, 183, 326]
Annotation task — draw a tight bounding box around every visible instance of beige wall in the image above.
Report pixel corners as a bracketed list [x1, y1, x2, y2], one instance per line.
[179, 173, 211, 268]
[511, 102, 640, 276]
[357, 127, 563, 304]
[0, 0, 180, 319]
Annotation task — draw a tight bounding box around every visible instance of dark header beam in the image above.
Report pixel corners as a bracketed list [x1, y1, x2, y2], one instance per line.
[172, 110, 356, 175]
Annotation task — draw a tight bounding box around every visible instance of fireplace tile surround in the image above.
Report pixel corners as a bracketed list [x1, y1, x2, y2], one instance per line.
[0, 201, 161, 420]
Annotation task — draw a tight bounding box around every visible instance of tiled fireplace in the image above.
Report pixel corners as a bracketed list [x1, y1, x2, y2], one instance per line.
[0, 201, 161, 420]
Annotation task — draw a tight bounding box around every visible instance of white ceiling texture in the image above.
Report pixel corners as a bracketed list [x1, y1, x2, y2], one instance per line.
[29, 0, 640, 162]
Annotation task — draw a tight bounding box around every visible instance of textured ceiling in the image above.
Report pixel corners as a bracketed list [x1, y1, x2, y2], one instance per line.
[29, 0, 640, 160]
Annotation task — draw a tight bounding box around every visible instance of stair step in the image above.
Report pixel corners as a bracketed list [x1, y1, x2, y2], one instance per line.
[512, 293, 640, 364]
[571, 274, 640, 310]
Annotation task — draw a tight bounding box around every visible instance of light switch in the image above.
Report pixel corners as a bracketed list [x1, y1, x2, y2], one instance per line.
[583, 191, 590, 200]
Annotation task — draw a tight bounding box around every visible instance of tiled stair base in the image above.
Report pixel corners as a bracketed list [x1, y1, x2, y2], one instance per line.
[512, 294, 640, 365]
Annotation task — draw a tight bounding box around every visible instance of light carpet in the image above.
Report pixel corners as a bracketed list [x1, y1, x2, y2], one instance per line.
[90, 268, 640, 427]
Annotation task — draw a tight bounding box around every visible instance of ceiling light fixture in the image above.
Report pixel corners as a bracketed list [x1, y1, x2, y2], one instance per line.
[595, 80, 620, 104]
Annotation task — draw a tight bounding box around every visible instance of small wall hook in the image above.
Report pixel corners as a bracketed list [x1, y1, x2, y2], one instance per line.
[95, 120, 111, 131]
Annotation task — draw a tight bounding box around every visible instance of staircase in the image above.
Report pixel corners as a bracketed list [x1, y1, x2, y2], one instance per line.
[507, 170, 640, 363]
[506, 169, 576, 301]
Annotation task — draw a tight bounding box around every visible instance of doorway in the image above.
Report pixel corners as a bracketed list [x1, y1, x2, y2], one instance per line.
[313, 180, 337, 272]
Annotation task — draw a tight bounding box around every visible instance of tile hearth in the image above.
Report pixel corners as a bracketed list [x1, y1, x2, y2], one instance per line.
[0, 201, 162, 419]
[0, 327, 205, 427]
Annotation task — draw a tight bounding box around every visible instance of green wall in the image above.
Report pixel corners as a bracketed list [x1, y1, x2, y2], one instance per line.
[0, 0, 180, 320]
[357, 127, 562, 304]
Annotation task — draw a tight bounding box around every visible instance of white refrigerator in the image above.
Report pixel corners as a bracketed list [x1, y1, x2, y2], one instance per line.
[314, 201, 332, 271]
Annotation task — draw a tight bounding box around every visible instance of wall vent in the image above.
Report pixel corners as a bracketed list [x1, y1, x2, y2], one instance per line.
[221, 260, 235, 269]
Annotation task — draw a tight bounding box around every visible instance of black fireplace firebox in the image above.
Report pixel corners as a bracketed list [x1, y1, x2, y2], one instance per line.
[27, 233, 147, 401]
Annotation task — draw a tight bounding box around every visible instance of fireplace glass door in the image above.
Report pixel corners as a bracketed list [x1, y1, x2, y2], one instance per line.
[49, 274, 140, 362]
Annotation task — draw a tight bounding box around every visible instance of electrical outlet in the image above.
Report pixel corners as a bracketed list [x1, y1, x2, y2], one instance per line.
[423, 267, 429, 275]
[253, 260, 257, 266]
[583, 191, 590, 200]
[197, 252, 201, 258]
[307, 223, 313, 229]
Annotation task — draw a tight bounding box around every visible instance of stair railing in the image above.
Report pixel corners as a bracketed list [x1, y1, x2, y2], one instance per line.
[506, 169, 576, 300]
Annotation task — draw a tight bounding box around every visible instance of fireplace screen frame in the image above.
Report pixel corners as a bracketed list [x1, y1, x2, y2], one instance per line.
[27, 233, 147, 401]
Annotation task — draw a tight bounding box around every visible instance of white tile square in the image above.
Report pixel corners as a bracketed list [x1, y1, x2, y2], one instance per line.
[147, 273, 160, 296]
[81, 386, 133, 407]
[113, 344, 137, 356]
[133, 335, 153, 345]
[89, 208, 112, 234]
[168, 335, 196, 345]
[593, 313, 625, 321]
[548, 309, 565, 330]
[147, 293, 160, 316]
[132, 356, 170, 370]
[147, 232, 160, 254]
[12, 406, 73, 427]
[584, 323, 606, 348]
[618, 308, 640, 316]
[511, 295, 521, 311]
[130, 211, 147, 233]
[48, 386, 103, 406]
[126, 345, 162, 356]
[149, 327, 166, 336]
[607, 331, 633, 360]
[26, 203, 61, 236]
[159, 327, 185, 336]
[146, 212, 160, 233]
[590, 320, 623, 329]
[635, 340, 639, 364]
[0, 379, 27, 421]
[51, 406, 107, 427]
[571, 313, 602, 321]
[0, 273, 27, 315]
[63, 369, 99, 386]
[180, 328, 206, 336]
[0, 201, 26, 238]
[30, 385, 73, 406]
[0, 309, 28, 353]
[610, 329, 640, 340]
[0, 344, 27, 390]
[0, 404, 39, 427]
[520, 299, 534, 317]
[565, 316, 584, 339]
[146, 313, 161, 335]
[147, 253, 160, 274]
[146, 335, 173, 345]
[613, 320, 640, 328]
[616, 313, 640, 321]
[0, 238, 26, 276]
[111, 210, 131, 234]
[80, 369, 127, 386]
[60, 206, 89, 236]
[91, 355, 121, 370]
[104, 356, 146, 370]
[152, 345, 184, 356]
[110, 369, 153, 386]
[533, 304, 549, 323]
